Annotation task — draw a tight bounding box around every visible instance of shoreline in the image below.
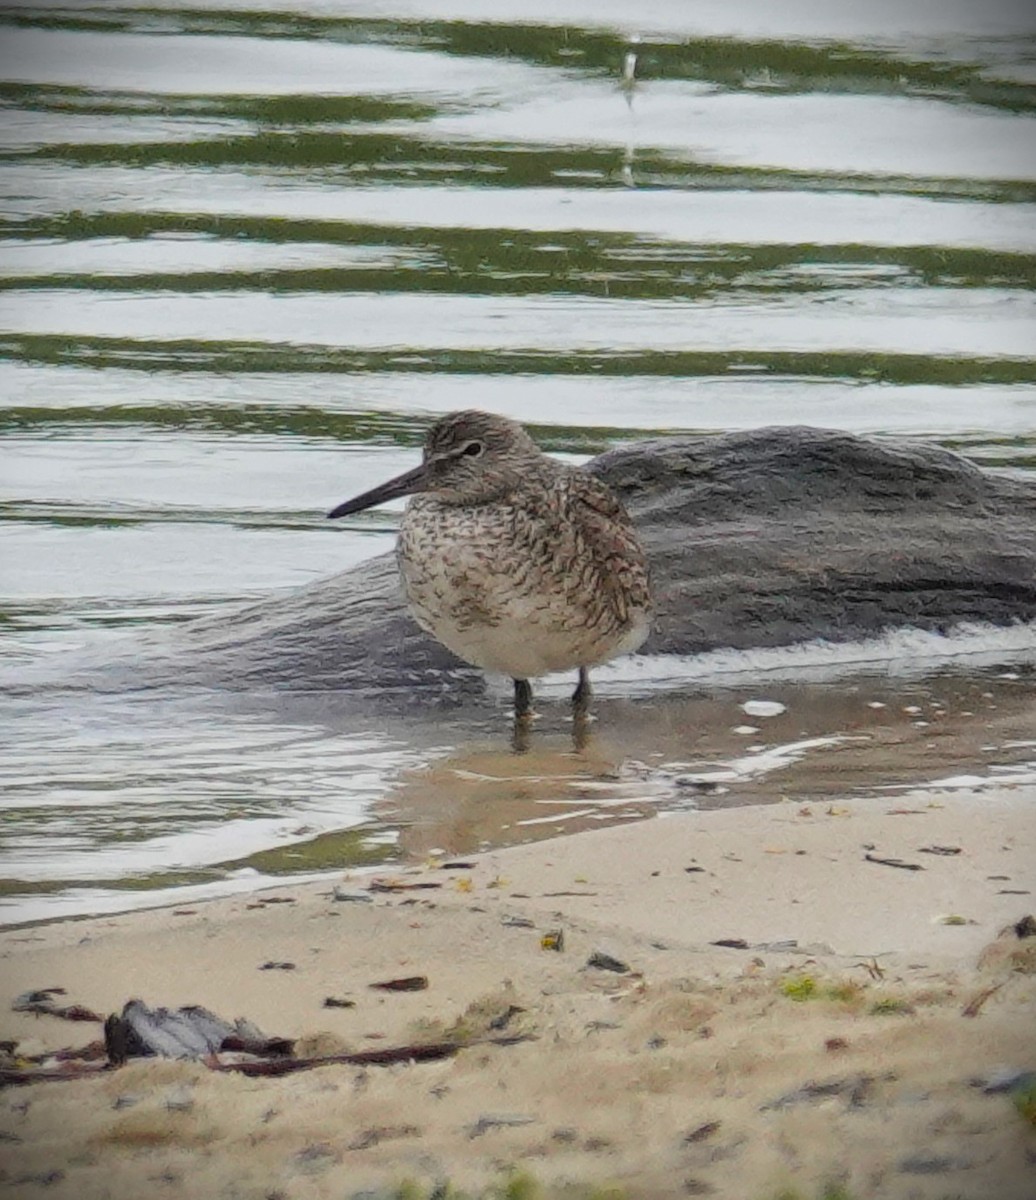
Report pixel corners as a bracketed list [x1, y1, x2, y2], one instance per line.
[2, 785, 1034, 1198]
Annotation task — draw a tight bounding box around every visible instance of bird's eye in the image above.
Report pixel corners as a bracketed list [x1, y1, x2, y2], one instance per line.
[461, 441, 484, 458]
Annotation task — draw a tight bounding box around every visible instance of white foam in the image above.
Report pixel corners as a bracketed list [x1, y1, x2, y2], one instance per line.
[742, 700, 787, 717]
[548, 620, 1036, 695]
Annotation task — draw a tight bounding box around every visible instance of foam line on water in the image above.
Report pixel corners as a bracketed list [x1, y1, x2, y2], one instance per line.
[538, 620, 1036, 696]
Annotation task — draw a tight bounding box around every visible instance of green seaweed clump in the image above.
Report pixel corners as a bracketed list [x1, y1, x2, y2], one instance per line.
[780, 975, 818, 1001]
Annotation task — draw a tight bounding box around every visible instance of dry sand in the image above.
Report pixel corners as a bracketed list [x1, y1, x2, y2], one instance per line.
[1, 787, 1034, 1200]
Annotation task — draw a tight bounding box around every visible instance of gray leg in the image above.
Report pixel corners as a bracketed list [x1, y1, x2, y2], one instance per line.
[572, 667, 591, 711]
[514, 677, 533, 718]
[512, 678, 533, 754]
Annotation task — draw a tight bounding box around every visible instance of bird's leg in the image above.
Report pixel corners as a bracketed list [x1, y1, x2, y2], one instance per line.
[572, 667, 591, 712]
[571, 667, 592, 751]
[512, 678, 533, 755]
[513, 678, 533, 718]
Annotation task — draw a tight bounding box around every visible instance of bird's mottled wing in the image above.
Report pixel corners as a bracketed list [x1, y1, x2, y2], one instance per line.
[565, 472, 651, 624]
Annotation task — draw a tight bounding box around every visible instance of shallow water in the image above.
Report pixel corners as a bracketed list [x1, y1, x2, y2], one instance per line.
[1, 0, 1035, 924]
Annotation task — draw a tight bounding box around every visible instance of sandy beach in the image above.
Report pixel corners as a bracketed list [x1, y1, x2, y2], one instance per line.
[2, 786, 1034, 1200]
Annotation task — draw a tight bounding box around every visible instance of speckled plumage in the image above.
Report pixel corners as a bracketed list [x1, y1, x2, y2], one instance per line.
[329, 410, 651, 712]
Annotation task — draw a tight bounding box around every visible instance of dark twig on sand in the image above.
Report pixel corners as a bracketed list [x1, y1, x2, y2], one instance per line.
[864, 853, 924, 871]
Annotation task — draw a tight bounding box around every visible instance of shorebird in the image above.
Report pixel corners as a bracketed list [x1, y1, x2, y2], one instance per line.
[327, 410, 652, 723]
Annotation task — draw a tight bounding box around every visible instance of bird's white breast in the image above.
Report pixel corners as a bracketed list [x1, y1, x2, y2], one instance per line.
[397, 495, 648, 679]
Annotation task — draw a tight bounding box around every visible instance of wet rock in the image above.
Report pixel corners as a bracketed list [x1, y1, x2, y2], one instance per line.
[55, 427, 1036, 697]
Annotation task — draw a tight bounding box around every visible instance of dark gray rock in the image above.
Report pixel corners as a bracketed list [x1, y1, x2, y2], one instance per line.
[42, 427, 1036, 697]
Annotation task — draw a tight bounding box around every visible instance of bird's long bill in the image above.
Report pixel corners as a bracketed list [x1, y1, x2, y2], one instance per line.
[326, 461, 428, 519]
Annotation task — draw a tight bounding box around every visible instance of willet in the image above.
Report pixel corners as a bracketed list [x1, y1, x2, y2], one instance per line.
[328, 411, 651, 726]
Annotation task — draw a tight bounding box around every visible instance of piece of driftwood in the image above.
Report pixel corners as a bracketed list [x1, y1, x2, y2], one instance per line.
[368, 880, 442, 893]
[0, 1061, 110, 1088]
[864, 853, 924, 871]
[0, 1033, 534, 1088]
[208, 1034, 533, 1078]
[369, 975, 429, 992]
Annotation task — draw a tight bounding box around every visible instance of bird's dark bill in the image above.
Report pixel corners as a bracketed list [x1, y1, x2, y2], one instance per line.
[327, 462, 428, 518]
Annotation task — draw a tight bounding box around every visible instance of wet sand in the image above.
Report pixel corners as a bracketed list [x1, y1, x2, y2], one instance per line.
[2, 784, 1034, 1200]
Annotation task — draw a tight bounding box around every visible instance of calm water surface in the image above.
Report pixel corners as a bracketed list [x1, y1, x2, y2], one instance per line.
[1, 0, 1035, 923]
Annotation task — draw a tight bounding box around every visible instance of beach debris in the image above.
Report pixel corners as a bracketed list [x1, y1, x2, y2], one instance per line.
[977, 1067, 1036, 1094]
[163, 1084, 195, 1113]
[683, 1120, 721, 1144]
[369, 975, 428, 992]
[869, 996, 915, 1015]
[331, 887, 373, 903]
[898, 1153, 974, 1175]
[780, 976, 817, 1001]
[825, 1037, 850, 1053]
[0, 1000, 530, 1086]
[291, 1142, 339, 1175]
[976, 917, 1036, 975]
[684, 865, 706, 873]
[960, 982, 1004, 1018]
[103, 1000, 292, 1064]
[439, 860, 476, 870]
[864, 852, 924, 871]
[500, 914, 535, 928]
[761, 1074, 876, 1111]
[918, 845, 962, 856]
[938, 914, 975, 926]
[368, 879, 441, 893]
[857, 958, 885, 981]
[12, 989, 102, 1024]
[323, 997, 357, 1009]
[488, 1004, 525, 1031]
[12, 1171, 64, 1188]
[540, 929, 564, 952]
[347, 1124, 420, 1151]
[586, 950, 630, 974]
[467, 1112, 536, 1138]
[711, 938, 749, 950]
[259, 961, 295, 971]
